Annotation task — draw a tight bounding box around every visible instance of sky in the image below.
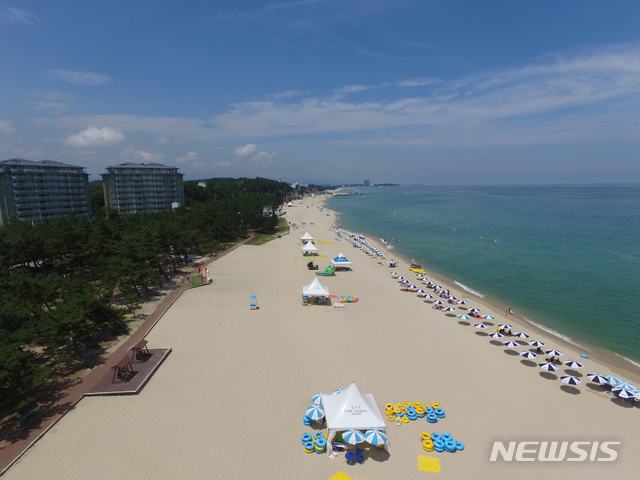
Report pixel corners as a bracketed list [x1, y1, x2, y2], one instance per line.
[1, 1, 640, 185]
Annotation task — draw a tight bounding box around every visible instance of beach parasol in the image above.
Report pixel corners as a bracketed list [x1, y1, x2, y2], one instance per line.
[475, 323, 488, 329]
[397, 276, 406, 280]
[401, 279, 410, 284]
[390, 272, 399, 275]
[433, 300, 444, 305]
[612, 388, 636, 399]
[513, 332, 529, 338]
[448, 295, 457, 300]
[489, 332, 504, 338]
[481, 314, 495, 320]
[312, 393, 324, 406]
[443, 306, 456, 312]
[521, 351, 538, 359]
[539, 362, 559, 372]
[613, 381, 635, 391]
[586, 373, 608, 384]
[421, 294, 433, 298]
[364, 429, 388, 446]
[606, 375, 622, 387]
[458, 314, 471, 320]
[305, 405, 325, 422]
[545, 349, 563, 357]
[561, 375, 582, 385]
[342, 429, 366, 445]
[469, 308, 480, 314]
[457, 300, 468, 305]
[529, 340, 546, 347]
[564, 360, 584, 369]
[415, 289, 427, 293]
[407, 284, 419, 289]
[498, 324, 512, 330]
[503, 341, 520, 348]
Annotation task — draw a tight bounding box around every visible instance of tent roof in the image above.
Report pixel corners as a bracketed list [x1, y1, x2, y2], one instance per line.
[322, 383, 385, 431]
[300, 232, 314, 240]
[302, 277, 329, 296]
[301, 242, 318, 251]
[331, 252, 351, 266]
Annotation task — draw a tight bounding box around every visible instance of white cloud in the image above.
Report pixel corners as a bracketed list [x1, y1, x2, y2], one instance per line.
[267, 90, 304, 99]
[0, 119, 16, 134]
[0, 7, 38, 25]
[175, 152, 199, 163]
[213, 161, 231, 167]
[43, 70, 113, 86]
[234, 144, 258, 156]
[397, 78, 437, 87]
[157, 135, 169, 144]
[29, 91, 76, 113]
[65, 126, 124, 147]
[123, 146, 164, 162]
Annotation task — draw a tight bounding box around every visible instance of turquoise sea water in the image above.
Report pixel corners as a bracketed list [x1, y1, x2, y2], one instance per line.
[324, 185, 640, 364]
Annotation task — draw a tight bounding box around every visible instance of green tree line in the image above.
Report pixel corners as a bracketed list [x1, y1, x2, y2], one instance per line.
[0, 177, 291, 415]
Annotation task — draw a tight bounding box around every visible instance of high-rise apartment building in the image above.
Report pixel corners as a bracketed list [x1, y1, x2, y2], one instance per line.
[101, 162, 184, 215]
[0, 158, 92, 225]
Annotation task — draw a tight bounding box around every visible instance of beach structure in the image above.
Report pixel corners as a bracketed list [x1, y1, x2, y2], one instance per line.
[330, 252, 351, 270]
[322, 383, 390, 458]
[301, 242, 318, 255]
[250, 295, 257, 310]
[0, 158, 92, 225]
[300, 232, 314, 242]
[302, 277, 329, 297]
[101, 162, 184, 215]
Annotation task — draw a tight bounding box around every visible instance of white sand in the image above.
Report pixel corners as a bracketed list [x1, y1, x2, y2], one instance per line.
[5, 197, 640, 480]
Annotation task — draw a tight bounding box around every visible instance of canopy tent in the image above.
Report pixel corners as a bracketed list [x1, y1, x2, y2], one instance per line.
[301, 242, 318, 254]
[302, 278, 330, 297]
[330, 252, 352, 269]
[300, 232, 314, 241]
[321, 383, 390, 458]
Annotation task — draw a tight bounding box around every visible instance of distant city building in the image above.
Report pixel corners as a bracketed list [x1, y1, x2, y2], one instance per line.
[101, 162, 184, 215]
[364, 179, 371, 187]
[0, 158, 92, 225]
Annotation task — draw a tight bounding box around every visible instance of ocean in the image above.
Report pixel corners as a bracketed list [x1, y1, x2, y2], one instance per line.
[324, 184, 640, 367]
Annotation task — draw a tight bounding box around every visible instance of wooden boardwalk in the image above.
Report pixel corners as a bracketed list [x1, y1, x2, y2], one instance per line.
[85, 348, 172, 396]
[0, 234, 254, 476]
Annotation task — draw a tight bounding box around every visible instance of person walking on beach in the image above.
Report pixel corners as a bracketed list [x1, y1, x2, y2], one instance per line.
[506, 306, 512, 315]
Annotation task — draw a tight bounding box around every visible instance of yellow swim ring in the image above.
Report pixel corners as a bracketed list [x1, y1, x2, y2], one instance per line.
[402, 401, 411, 408]
[423, 439, 434, 451]
[401, 416, 410, 423]
[412, 402, 422, 409]
[393, 405, 402, 414]
[432, 402, 441, 409]
[385, 403, 393, 410]
[421, 432, 431, 440]
[387, 416, 395, 422]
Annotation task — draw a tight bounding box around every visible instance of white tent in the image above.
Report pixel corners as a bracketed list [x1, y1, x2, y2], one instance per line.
[301, 242, 318, 254]
[330, 252, 351, 268]
[300, 232, 314, 240]
[302, 278, 329, 297]
[322, 383, 391, 458]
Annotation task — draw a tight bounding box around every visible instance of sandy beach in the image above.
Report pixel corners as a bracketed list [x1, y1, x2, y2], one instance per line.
[4, 196, 640, 480]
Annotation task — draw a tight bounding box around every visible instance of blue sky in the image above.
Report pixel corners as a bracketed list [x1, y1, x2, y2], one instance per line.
[2, 1, 640, 184]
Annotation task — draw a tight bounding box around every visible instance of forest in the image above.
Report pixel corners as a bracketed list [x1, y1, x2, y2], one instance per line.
[0, 177, 292, 416]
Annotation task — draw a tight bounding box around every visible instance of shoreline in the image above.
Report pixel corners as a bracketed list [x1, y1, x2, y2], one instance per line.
[321, 194, 640, 386]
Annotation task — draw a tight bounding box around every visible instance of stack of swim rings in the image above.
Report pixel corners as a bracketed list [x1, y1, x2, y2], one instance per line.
[314, 436, 327, 454]
[302, 433, 315, 453]
[426, 432, 465, 453]
[338, 295, 359, 303]
[405, 407, 418, 421]
[303, 415, 313, 426]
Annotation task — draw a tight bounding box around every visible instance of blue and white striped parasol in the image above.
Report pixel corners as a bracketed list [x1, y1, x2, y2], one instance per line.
[503, 341, 520, 348]
[521, 351, 538, 359]
[364, 429, 388, 446]
[545, 349, 563, 357]
[475, 323, 488, 329]
[529, 340, 545, 347]
[606, 375, 622, 386]
[481, 314, 495, 320]
[458, 314, 471, 320]
[614, 381, 635, 391]
[561, 375, 582, 385]
[311, 393, 324, 406]
[564, 360, 584, 369]
[612, 387, 636, 399]
[586, 373, 608, 384]
[305, 405, 325, 422]
[342, 429, 366, 445]
[489, 332, 504, 338]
